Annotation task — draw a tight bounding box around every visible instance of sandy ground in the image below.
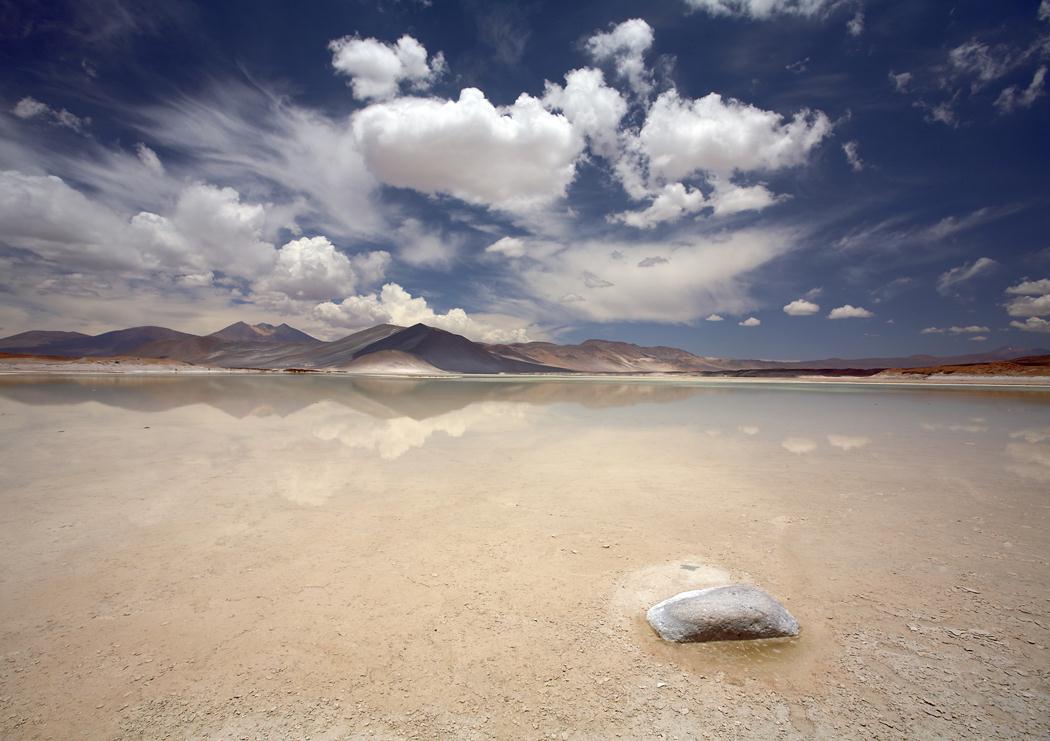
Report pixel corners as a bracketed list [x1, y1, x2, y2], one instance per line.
[0, 375, 1048, 739]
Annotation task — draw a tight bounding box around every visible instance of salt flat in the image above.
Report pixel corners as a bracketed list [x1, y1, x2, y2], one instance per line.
[1, 375, 1048, 739]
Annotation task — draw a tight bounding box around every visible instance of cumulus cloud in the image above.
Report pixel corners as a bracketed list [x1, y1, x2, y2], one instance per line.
[683, 0, 837, 19]
[1010, 317, 1050, 332]
[611, 182, 706, 228]
[254, 236, 390, 302]
[313, 282, 531, 342]
[842, 140, 863, 171]
[11, 96, 90, 132]
[783, 298, 820, 316]
[739, 316, 761, 326]
[705, 313, 725, 321]
[920, 325, 990, 335]
[485, 236, 527, 258]
[936, 257, 996, 295]
[351, 87, 583, 212]
[585, 19, 654, 96]
[1005, 277, 1050, 318]
[1006, 278, 1050, 296]
[828, 304, 873, 319]
[636, 90, 831, 183]
[542, 67, 627, 157]
[996, 66, 1047, 114]
[329, 34, 446, 100]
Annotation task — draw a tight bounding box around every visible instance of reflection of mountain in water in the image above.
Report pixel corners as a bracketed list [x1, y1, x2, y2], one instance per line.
[0, 375, 717, 420]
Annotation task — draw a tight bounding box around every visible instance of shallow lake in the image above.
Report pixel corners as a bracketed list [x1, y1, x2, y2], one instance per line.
[1, 375, 1048, 738]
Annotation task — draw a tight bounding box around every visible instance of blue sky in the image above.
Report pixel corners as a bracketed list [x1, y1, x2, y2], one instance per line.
[1, 0, 1048, 359]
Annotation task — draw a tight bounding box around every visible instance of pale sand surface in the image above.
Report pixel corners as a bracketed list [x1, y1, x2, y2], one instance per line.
[1, 375, 1048, 739]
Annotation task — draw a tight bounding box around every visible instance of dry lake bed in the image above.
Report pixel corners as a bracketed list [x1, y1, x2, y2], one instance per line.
[1, 375, 1048, 739]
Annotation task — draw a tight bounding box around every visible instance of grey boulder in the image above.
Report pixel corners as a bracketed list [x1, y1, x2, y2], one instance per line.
[646, 585, 800, 643]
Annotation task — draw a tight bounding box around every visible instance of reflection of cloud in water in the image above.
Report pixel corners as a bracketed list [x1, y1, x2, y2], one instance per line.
[1010, 428, 1050, 444]
[312, 401, 531, 460]
[781, 437, 817, 454]
[921, 423, 988, 433]
[1007, 427, 1050, 482]
[827, 434, 870, 451]
[738, 426, 759, 436]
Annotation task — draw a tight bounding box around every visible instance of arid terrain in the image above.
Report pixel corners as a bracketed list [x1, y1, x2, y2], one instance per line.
[1, 376, 1048, 739]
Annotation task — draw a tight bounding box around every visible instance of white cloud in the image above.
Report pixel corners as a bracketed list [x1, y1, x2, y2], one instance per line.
[313, 282, 531, 343]
[1010, 317, 1050, 332]
[996, 66, 1047, 114]
[683, 0, 837, 19]
[705, 313, 725, 321]
[969, 335, 987, 342]
[1005, 278, 1050, 321]
[1006, 278, 1050, 296]
[542, 67, 627, 157]
[1006, 294, 1050, 317]
[781, 437, 816, 454]
[485, 236, 527, 258]
[889, 71, 913, 93]
[500, 228, 791, 324]
[1041, 0, 1050, 22]
[138, 83, 383, 240]
[739, 316, 761, 326]
[394, 218, 464, 269]
[254, 236, 390, 301]
[130, 183, 276, 278]
[135, 143, 164, 175]
[709, 181, 782, 215]
[949, 40, 1016, 88]
[847, 9, 864, 36]
[828, 304, 873, 319]
[842, 140, 863, 171]
[925, 208, 1000, 241]
[351, 87, 583, 212]
[585, 19, 654, 96]
[920, 325, 990, 335]
[611, 182, 706, 228]
[783, 298, 820, 316]
[936, 257, 996, 295]
[329, 34, 446, 100]
[11, 96, 90, 132]
[636, 90, 831, 183]
[827, 434, 869, 451]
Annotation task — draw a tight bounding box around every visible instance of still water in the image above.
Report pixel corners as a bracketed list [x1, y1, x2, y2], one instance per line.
[1, 375, 1048, 739]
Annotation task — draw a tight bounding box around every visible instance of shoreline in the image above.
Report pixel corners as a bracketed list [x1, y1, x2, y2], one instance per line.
[2, 359, 1050, 388]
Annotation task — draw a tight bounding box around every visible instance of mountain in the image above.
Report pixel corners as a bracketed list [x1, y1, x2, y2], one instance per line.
[742, 345, 1049, 370]
[209, 321, 319, 344]
[0, 330, 90, 350]
[1, 322, 1047, 375]
[0, 326, 196, 357]
[355, 324, 565, 373]
[490, 338, 732, 373]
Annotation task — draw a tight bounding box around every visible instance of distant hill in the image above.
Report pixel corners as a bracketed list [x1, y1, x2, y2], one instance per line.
[1, 322, 1046, 375]
[208, 321, 319, 344]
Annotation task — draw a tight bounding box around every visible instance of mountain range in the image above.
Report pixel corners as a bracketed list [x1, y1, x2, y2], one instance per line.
[0, 321, 1045, 375]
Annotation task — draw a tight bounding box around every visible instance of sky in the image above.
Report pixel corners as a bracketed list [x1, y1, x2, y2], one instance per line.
[1, 0, 1049, 359]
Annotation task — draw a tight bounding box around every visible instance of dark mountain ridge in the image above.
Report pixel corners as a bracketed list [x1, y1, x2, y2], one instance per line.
[1, 323, 1045, 375]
